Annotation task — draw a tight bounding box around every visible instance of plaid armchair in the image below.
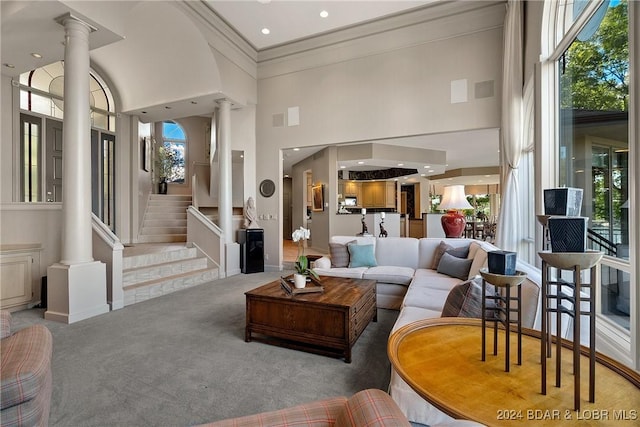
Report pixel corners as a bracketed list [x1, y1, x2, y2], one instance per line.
[0, 310, 53, 427]
[198, 389, 411, 427]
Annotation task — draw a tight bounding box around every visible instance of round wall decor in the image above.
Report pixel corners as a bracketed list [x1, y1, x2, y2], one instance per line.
[259, 179, 276, 198]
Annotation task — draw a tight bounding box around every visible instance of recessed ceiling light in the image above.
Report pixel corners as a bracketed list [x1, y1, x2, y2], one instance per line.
[31, 53, 42, 58]
[423, 165, 431, 168]
[3, 63, 15, 68]
[293, 147, 300, 151]
[357, 161, 364, 165]
[420, 174, 426, 177]
[397, 163, 404, 166]
[240, 154, 244, 158]
[320, 10, 329, 18]
[340, 165, 346, 169]
[428, 170, 434, 173]
[261, 28, 270, 35]
[485, 175, 491, 177]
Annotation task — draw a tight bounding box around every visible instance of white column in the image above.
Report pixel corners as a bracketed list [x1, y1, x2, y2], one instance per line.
[60, 16, 93, 264]
[46, 14, 109, 323]
[217, 99, 233, 242]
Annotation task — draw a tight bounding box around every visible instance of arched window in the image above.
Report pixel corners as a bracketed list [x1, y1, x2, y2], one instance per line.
[17, 62, 117, 230]
[161, 121, 186, 184]
[19, 60, 116, 131]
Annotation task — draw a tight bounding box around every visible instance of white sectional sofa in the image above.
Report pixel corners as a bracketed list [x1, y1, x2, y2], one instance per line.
[313, 236, 543, 425]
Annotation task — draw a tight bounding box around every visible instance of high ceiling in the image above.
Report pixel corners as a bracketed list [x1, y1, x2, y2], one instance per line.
[1, 0, 501, 187]
[206, 0, 433, 50]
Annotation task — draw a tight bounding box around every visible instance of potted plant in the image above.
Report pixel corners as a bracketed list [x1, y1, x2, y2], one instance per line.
[292, 226, 319, 288]
[156, 145, 173, 194]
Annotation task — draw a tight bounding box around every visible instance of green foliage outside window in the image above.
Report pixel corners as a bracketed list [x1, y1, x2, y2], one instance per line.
[560, 0, 628, 112]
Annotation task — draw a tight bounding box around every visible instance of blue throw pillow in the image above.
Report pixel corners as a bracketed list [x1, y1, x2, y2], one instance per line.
[348, 244, 377, 268]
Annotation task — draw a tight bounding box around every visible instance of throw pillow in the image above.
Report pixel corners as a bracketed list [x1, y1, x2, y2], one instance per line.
[437, 252, 473, 280]
[446, 244, 470, 259]
[441, 277, 496, 318]
[348, 244, 377, 268]
[431, 241, 453, 269]
[329, 241, 354, 268]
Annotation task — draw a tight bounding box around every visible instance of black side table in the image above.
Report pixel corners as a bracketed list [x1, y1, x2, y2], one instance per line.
[480, 269, 527, 372]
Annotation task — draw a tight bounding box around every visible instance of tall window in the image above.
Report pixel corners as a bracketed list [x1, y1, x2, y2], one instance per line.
[18, 62, 117, 231]
[161, 121, 186, 183]
[557, 0, 630, 330]
[20, 114, 42, 202]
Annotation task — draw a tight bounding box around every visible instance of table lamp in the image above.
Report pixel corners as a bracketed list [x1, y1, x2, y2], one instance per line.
[439, 185, 473, 238]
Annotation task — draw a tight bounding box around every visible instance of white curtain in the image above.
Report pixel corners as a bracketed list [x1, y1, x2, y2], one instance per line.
[496, 0, 524, 252]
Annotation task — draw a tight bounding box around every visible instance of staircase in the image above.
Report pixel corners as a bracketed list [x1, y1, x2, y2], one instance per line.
[122, 245, 218, 306]
[138, 194, 191, 243]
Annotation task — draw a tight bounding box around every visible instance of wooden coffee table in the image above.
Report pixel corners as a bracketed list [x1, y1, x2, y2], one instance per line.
[245, 276, 376, 363]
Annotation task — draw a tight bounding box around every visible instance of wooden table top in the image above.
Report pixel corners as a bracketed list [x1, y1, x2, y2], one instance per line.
[388, 318, 640, 426]
[246, 276, 376, 307]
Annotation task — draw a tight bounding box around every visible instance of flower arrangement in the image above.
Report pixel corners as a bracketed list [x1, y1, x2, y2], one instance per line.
[292, 226, 319, 279]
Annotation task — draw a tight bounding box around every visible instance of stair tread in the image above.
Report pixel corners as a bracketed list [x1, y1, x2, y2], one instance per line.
[123, 256, 207, 273]
[123, 267, 217, 291]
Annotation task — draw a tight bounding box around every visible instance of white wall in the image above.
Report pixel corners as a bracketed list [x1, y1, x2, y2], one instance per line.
[0, 204, 63, 302]
[257, 5, 505, 265]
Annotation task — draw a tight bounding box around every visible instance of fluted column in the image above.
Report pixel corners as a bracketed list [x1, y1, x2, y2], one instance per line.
[217, 99, 233, 243]
[60, 15, 93, 264]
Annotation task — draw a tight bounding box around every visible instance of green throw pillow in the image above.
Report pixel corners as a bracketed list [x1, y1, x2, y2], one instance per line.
[348, 244, 377, 268]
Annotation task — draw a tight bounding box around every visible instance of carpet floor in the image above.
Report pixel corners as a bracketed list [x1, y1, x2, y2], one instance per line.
[10, 271, 398, 427]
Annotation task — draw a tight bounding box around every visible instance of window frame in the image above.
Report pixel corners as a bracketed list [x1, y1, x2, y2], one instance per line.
[539, 0, 638, 369]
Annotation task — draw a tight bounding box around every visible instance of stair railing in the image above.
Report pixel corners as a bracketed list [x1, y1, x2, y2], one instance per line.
[187, 206, 224, 277]
[92, 213, 124, 310]
[587, 228, 617, 257]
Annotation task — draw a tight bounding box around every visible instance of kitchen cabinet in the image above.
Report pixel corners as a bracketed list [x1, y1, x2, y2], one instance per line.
[385, 181, 396, 208]
[338, 180, 397, 208]
[339, 180, 362, 206]
[362, 182, 383, 207]
[361, 182, 396, 208]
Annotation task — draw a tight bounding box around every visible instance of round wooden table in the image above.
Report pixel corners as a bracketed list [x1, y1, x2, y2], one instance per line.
[388, 318, 640, 426]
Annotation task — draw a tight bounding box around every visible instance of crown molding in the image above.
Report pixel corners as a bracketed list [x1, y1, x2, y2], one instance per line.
[257, 0, 505, 63]
[177, 0, 258, 78]
[257, 1, 505, 80]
